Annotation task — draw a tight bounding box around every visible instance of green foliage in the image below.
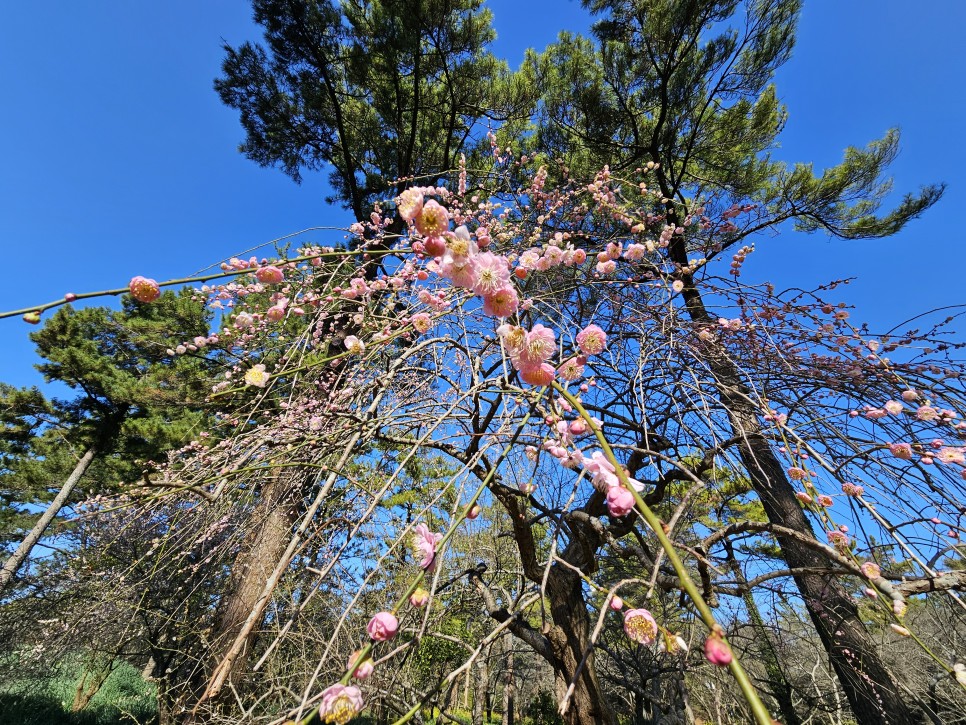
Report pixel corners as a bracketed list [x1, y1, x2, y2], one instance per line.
[524, 0, 941, 243]
[0, 655, 156, 725]
[0, 290, 214, 545]
[215, 0, 523, 217]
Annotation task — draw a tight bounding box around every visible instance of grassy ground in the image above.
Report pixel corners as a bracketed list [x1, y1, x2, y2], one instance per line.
[0, 657, 157, 725]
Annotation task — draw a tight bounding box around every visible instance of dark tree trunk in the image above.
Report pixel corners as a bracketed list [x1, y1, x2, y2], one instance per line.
[545, 566, 617, 725]
[673, 275, 924, 723]
[179, 473, 299, 721]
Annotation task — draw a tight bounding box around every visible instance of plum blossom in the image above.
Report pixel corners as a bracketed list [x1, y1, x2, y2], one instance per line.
[413, 523, 443, 570]
[244, 364, 270, 388]
[319, 684, 364, 724]
[410, 313, 432, 334]
[367, 611, 399, 641]
[606, 485, 636, 517]
[255, 265, 284, 285]
[482, 286, 520, 318]
[623, 608, 657, 645]
[397, 187, 424, 221]
[519, 363, 556, 386]
[415, 199, 449, 238]
[129, 276, 161, 303]
[575, 324, 607, 356]
[889, 443, 913, 460]
[344, 336, 365, 355]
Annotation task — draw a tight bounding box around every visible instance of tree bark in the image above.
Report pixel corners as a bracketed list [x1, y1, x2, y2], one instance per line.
[0, 444, 98, 592]
[178, 473, 299, 721]
[545, 566, 617, 725]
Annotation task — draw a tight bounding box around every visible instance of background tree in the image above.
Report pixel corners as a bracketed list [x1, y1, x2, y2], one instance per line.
[0, 291, 213, 592]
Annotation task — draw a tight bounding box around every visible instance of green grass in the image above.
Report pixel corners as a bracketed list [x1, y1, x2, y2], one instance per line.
[0, 656, 157, 725]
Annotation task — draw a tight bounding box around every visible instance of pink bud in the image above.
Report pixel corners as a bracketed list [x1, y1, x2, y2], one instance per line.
[609, 595, 624, 611]
[703, 633, 732, 667]
[409, 588, 430, 608]
[64, 293, 77, 302]
[467, 504, 482, 520]
[347, 650, 374, 680]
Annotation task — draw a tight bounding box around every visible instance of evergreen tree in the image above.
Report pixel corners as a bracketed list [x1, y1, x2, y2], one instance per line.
[0, 291, 213, 591]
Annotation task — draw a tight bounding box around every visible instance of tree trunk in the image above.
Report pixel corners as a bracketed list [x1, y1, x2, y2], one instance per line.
[502, 638, 515, 725]
[546, 566, 617, 725]
[180, 473, 299, 720]
[679, 286, 923, 724]
[70, 654, 115, 712]
[0, 444, 98, 592]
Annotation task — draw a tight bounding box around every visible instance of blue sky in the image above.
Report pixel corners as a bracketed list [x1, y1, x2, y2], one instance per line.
[1, 1, 964, 390]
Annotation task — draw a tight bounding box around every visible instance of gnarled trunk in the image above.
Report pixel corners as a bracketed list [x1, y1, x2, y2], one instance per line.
[546, 566, 617, 725]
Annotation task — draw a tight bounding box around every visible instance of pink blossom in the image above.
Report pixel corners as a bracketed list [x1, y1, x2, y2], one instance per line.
[397, 188, 424, 221]
[513, 324, 556, 369]
[129, 276, 161, 303]
[787, 467, 808, 481]
[575, 324, 607, 356]
[901, 389, 919, 402]
[415, 199, 449, 237]
[255, 265, 284, 285]
[569, 418, 589, 435]
[472, 252, 511, 297]
[623, 243, 647, 261]
[606, 486, 636, 517]
[795, 492, 813, 505]
[367, 611, 399, 641]
[413, 523, 443, 570]
[596, 259, 617, 275]
[884, 400, 904, 415]
[841, 482, 865, 497]
[347, 650, 374, 680]
[889, 443, 913, 460]
[916, 406, 939, 422]
[827, 530, 849, 548]
[860, 562, 881, 579]
[583, 451, 619, 490]
[558, 357, 586, 381]
[482, 285, 520, 318]
[937, 447, 965, 465]
[623, 608, 658, 645]
[319, 684, 364, 724]
[703, 633, 733, 667]
[411, 313, 432, 334]
[817, 494, 833, 507]
[609, 595, 624, 611]
[344, 336, 365, 354]
[519, 362, 556, 386]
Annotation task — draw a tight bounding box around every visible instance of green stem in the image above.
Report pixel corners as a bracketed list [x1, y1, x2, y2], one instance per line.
[553, 382, 773, 725]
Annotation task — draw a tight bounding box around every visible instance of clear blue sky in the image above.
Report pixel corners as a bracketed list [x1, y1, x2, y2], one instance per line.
[1, 1, 964, 390]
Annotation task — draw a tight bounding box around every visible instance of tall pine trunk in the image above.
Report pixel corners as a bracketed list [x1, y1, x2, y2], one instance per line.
[677, 278, 923, 724]
[0, 444, 98, 592]
[179, 473, 299, 721]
